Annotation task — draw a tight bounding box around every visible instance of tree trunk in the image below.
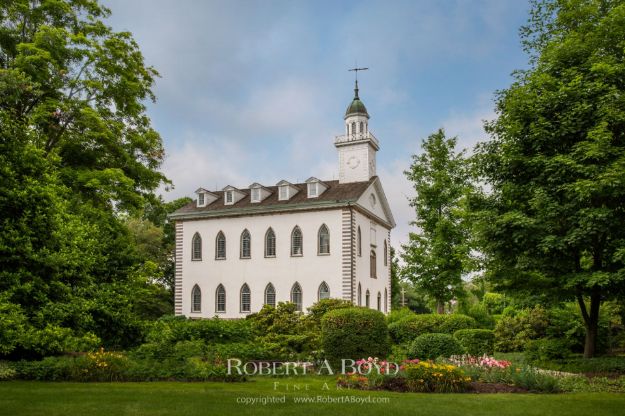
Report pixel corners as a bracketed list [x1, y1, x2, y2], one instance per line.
[436, 301, 444, 314]
[578, 288, 601, 358]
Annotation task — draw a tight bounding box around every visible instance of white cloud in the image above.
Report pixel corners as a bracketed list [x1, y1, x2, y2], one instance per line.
[441, 94, 496, 153]
[378, 160, 415, 251]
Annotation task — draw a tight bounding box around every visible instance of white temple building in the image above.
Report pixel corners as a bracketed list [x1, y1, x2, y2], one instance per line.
[169, 81, 395, 318]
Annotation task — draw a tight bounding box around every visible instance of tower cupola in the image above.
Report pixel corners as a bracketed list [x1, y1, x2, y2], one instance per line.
[335, 78, 379, 184]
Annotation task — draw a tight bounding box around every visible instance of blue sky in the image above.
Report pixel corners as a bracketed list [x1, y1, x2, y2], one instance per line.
[102, 0, 531, 247]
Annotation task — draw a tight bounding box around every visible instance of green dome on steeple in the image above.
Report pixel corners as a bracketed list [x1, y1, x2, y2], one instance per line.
[344, 80, 369, 119]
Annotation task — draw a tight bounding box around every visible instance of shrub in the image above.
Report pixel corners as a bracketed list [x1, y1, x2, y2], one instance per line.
[524, 339, 573, 363]
[408, 333, 465, 360]
[403, 361, 470, 392]
[0, 361, 16, 380]
[439, 315, 479, 334]
[454, 329, 495, 356]
[463, 304, 496, 329]
[322, 307, 390, 366]
[482, 293, 506, 315]
[153, 316, 253, 345]
[386, 307, 416, 325]
[388, 315, 443, 344]
[494, 306, 548, 352]
[388, 314, 478, 344]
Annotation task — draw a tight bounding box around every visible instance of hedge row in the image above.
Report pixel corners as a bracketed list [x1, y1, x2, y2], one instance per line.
[321, 307, 390, 367]
[388, 314, 478, 344]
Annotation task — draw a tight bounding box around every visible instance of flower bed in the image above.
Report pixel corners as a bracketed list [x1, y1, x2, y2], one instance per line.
[337, 357, 471, 393]
[337, 355, 563, 393]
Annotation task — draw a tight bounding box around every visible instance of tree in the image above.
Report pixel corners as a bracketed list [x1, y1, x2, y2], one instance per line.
[401, 129, 473, 313]
[0, 0, 166, 211]
[473, 0, 625, 357]
[390, 246, 402, 309]
[0, 0, 170, 356]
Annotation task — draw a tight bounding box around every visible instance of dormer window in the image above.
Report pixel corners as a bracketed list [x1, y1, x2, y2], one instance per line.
[225, 191, 233, 204]
[276, 180, 298, 201]
[195, 188, 216, 207]
[305, 177, 327, 198]
[251, 188, 260, 202]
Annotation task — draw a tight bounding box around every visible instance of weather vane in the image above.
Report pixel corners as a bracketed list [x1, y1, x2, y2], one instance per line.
[348, 66, 369, 81]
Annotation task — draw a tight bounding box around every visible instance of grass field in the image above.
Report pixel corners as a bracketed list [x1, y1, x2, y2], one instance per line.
[2, 376, 625, 416]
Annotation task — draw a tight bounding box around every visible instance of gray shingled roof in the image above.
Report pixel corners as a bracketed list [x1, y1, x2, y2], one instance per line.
[169, 177, 376, 220]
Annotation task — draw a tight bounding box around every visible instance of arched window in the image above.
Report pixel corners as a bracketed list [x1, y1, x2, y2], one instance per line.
[215, 231, 226, 259]
[359, 121, 364, 133]
[370, 250, 377, 278]
[192, 232, 202, 260]
[384, 288, 388, 313]
[384, 240, 388, 266]
[215, 284, 226, 313]
[291, 226, 303, 256]
[377, 292, 381, 311]
[240, 229, 251, 258]
[357, 226, 362, 256]
[366, 290, 370, 308]
[318, 224, 330, 255]
[291, 282, 303, 311]
[264, 283, 276, 307]
[265, 228, 276, 257]
[351, 122, 356, 135]
[357, 283, 362, 306]
[191, 284, 201, 312]
[240, 283, 251, 313]
[318, 281, 330, 300]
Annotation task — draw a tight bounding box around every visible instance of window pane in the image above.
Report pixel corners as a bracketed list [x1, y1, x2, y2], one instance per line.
[265, 284, 276, 307]
[241, 230, 251, 258]
[318, 282, 330, 300]
[192, 233, 202, 260]
[216, 233, 226, 259]
[366, 290, 370, 307]
[370, 250, 377, 278]
[216, 286, 226, 312]
[291, 284, 302, 311]
[241, 285, 251, 312]
[265, 229, 276, 257]
[318, 225, 329, 254]
[192, 285, 201, 312]
[198, 193, 204, 205]
[292, 227, 302, 256]
[279, 186, 288, 199]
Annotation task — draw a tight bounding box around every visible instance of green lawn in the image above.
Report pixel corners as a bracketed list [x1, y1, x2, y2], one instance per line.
[1, 377, 625, 416]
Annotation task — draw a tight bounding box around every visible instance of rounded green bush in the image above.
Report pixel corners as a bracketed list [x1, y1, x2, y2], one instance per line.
[408, 333, 466, 360]
[453, 329, 495, 356]
[524, 338, 573, 363]
[388, 314, 478, 344]
[438, 314, 478, 334]
[321, 307, 390, 366]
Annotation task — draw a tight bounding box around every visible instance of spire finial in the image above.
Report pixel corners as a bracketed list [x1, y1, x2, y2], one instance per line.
[348, 66, 368, 99]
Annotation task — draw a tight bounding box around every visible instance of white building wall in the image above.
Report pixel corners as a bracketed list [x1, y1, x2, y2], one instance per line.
[180, 209, 343, 318]
[353, 210, 391, 313]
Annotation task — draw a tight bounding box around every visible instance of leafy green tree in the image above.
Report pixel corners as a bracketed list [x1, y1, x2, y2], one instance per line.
[390, 246, 402, 309]
[473, 0, 625, 357]
[0, 0, 167, 211]
[402, 129, 473, 313]
[0, 0, 170, 356]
